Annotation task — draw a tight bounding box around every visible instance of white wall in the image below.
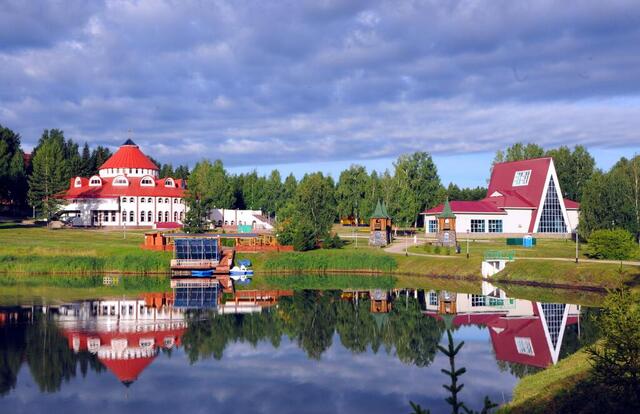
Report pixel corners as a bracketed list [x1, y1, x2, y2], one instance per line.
[207, 209, 273, 230]
[424, 209, 535, 235]
[566, 209, 579, 232]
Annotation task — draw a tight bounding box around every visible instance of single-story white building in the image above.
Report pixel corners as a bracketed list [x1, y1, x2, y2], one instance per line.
[422, 157, 579, 236]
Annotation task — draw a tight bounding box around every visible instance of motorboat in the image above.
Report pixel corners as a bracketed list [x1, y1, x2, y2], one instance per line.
[230, 264, 254, 280]
[191, 269, 214, 277]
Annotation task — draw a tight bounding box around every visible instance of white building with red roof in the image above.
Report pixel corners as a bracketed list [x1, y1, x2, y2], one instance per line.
[422, 157, 580, 236]
[61, 139, 186, 227]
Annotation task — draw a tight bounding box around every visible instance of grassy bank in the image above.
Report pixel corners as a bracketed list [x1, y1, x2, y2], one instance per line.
[0, 224, 171, 274]
[499, 348, 592, 413]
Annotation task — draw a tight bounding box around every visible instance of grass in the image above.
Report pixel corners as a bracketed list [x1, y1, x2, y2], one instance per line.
[256, 249, 398, 273]
[499, 347, 592, 413]
[0, 224, 171, 274]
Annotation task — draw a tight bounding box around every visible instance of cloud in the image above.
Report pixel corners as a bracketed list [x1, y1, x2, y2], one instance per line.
[0, 0, 639, 167]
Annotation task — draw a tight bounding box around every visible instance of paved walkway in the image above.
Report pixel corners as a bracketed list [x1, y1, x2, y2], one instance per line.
[381, 241, 640, 266]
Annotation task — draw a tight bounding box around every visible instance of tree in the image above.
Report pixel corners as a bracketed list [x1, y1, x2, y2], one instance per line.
[586, 229, 637, 261]
[493, 142, 544, 166]
[393, 152, 441, 227]
[263, 169, 283, 217]
[79, 142, 93, 177]
[546, 145, 595, 202]
[27, 134, 68, 221]
[335, 165, 368, 224]
[89, 145, 112, 174]
[174, 164, 190, 180]
[0, 124, 28, 211]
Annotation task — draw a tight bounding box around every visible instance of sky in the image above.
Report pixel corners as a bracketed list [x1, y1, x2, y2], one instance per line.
[1, 0, 639, 187]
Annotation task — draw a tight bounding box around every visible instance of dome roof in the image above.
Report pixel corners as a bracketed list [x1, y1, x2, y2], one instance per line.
[99, 140, 159, 171]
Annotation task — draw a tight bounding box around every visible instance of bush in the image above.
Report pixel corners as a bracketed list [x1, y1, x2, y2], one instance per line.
[293, 224, 316, 251]
[322, 233, 344, 249]
[433, 245, 441, 255]
[586, 229, 638, 260]
[445, 247, 451, 255]
[423, 244, 432, 253]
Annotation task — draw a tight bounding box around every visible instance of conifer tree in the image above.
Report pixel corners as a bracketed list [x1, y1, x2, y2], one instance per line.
[28, 136, 68, 221]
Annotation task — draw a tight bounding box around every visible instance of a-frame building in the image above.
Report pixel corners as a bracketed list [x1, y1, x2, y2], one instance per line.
[422, 157, 580, 236]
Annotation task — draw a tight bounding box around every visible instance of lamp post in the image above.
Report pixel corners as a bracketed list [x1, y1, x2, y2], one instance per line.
[575, 229, 579, 264]
[466, 229, 470, 259]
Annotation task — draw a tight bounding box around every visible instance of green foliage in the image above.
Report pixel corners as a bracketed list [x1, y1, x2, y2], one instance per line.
[444, 183, 487, 202]
[322, 233, 344, 249]
[586, 228, 637, 260]
[335, 164, 369, 222]
[292, 222, 316, 251]
[27, 130, 70, 220]
[392, 152, 442, 227]
[588, 289, 640, 408]
[434, 245, 441, 255]
[263, 274, 396, 290]
[184, 159, 235, 231]
[263, 250, 397, 272]
[0, 124, 28, 211]
[580, 155, 640, 240]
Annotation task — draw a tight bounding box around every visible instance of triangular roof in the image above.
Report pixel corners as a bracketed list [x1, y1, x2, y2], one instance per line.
[437, 199, 456, 219]
[371, 200, 391, 219]
[99, 141, 159, 171]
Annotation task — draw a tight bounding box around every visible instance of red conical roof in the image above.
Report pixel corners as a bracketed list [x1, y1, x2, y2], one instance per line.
[99, 140, 159, 171]
[100, 355, 156, 385]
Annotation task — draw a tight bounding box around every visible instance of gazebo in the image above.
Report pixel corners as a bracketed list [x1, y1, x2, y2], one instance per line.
[369, 200, 392, 247]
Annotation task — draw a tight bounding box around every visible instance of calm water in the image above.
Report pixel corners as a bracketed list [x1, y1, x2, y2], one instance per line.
[0, 279, 599, 414]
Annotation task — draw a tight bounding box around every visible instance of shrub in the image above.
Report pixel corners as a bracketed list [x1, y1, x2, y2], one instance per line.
[293, 224, 316, 251]
[434, 245, 441, 255]
[423, 244, 432, 253]
[586, 229, 637, 260]
[322, 233, 344, 249]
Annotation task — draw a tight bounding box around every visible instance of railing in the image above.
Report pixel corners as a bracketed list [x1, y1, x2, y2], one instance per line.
[484, 250, 515, 261]
[170, 259, 218, 269]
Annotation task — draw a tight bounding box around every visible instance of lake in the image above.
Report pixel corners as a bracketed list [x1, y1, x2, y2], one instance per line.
[0, 276, 600, 414]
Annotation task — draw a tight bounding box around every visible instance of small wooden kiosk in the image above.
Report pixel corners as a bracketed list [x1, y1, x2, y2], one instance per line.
[436, 199, 457, 247]
[369, 200, 392, 247]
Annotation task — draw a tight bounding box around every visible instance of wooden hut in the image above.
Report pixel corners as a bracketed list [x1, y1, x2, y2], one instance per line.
[369, 200, 392, 247]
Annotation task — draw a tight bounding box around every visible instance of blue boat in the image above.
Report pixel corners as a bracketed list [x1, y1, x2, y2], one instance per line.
[191, 269, 213, 277]
[238, 259, 252, 267]
[230, 265, 254, 280]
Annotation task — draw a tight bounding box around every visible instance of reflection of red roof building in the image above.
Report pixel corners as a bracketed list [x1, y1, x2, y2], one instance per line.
[426, 301, 578, 368]
[62, 326, 186, 386]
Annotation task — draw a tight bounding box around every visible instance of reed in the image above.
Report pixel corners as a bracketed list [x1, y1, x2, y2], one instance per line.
[262, 250, 397, 273]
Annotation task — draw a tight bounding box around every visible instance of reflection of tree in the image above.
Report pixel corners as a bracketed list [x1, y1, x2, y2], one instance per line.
[0, 312, 104, 395]
[495, 360, 542, 379]
[335, 298, 379, 353]
[381, 297, 445, 366]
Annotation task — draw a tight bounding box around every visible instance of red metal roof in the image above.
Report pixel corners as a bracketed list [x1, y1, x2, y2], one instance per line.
[563, 198, 580, 209]
[423, 200, 505, 215]
[64, 177, 184, 199]
[99, 142, 159, 171]
[488, 157, 552, 206]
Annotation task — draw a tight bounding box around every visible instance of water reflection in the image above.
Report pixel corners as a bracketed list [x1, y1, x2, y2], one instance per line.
[0, 285, 596, 413]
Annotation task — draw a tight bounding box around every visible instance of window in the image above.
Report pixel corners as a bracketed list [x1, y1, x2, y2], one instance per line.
[113, 176, 128, 186]
[174, 211, 178, 221]
[537, 176, 567, 233]
[180, 212, 184, 220]
[158, 198, 162, 204]
[488, 219, 503, 233]
[104, 213, 109, 222]
[129, 197, 134, 202]
[540, 303, 567, 348]
[158, 212, 163, 222]
[428, 291, 438, 306]
[148, 211, 152, 222]
[141, 177, 154, 186]
[515, 337, 535, 356]
[141, 197, 145, 203]
[111, 212, 116, 222]
[148, 197, 152, 203]
[471, 294, 487, 307]
[174, 199, 177, 204]
[428, 219, 438, 233]
[89, 176, 102, 186]
[122, 211, 127, 222]
[164, 211, 169, 222]
[164, 178, 174, 187]
[140, 211, 145, 222]
[165, 198, 169, 203]
[512, 170, 531, 186]
[471, 219, 485, 233]
[74, 177, 82, 187]
[136, 169, 139, 174]
[122, 197, 127, 203]
[129, 211, 134, 222]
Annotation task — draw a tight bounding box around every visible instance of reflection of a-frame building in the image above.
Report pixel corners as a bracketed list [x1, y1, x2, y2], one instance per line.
[423, 290, 579, 368]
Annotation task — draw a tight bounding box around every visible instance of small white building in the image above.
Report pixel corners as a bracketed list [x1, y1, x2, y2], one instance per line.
[207, 208, 274, 231]
[61, 139, 186, 227]
[422, 157, 580, 236]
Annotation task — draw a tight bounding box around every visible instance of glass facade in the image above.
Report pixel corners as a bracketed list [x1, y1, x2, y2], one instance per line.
[471, 219, 485, 233]
[538, 176, 567, 233]
[540, 303, 566, 348]
[488, 219, 503, 233]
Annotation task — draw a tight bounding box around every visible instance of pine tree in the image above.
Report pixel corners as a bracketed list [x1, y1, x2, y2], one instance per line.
[80, 142, 93, 177]
[28, 137, 68, 221]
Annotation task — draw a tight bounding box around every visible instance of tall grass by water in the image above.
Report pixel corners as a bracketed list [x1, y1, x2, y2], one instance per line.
[262, 250, 397, 273]
[262, 274, 396, 289]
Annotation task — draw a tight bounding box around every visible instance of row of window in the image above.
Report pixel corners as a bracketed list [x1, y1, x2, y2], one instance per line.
[103, 168, 157, 176]
[122, 197, 182, 204]
[427, 219, 503, 233]
[122, 210, 184, 223]
[471, 219, 503, 233]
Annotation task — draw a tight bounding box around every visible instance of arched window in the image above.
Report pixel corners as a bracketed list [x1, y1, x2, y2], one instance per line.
[148, 211, 152, 222]
[140, 211, 145, 222]
[89, 176, 102, 186]
[217, 220, 222, 226]
[74, 177, 82, 188]
[173, 199, 177, 204]
[164, 211, 169, 222]
[165, 198, 169, 203]
[141, 197, 145, 203]
[158, 198, 162, 204]
[140, 176, 155, 186]
[129, 197, 134, 202]
[122, 211, 127, 222]
[174, 211, 178, 221]
[148, 197, 152, 203]
[122, 197, 127, 203]
[158, 212, 163, 222]
[164, 178, 174, 187]
[112, 176, 128, 186]
[129, 211, 134, 222]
